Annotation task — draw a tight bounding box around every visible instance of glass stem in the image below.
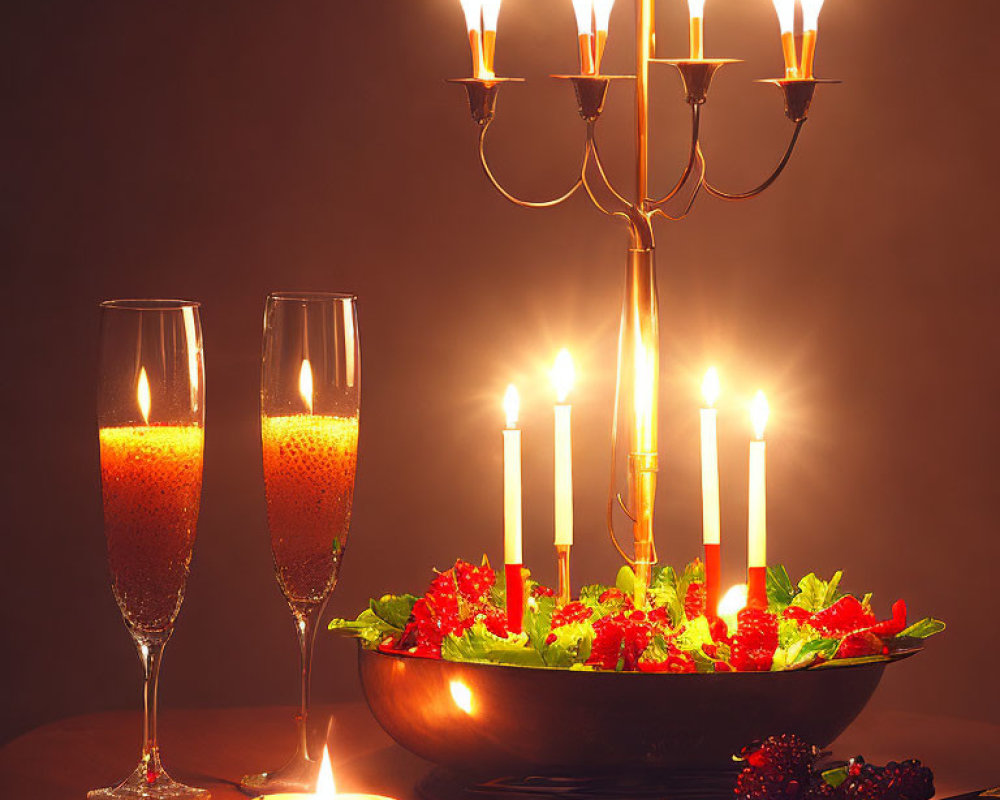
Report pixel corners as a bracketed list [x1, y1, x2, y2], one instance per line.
[137, 636, 168, 783]
[294, 606, 322, 761]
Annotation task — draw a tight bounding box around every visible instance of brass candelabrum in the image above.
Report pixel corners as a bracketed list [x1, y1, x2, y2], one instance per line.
[449, 0, 839, 607]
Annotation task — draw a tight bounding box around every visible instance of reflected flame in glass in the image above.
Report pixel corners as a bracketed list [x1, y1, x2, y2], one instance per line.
[450, 680, 474, 715]
[137, 367, 151, 425]
[299, 359, 314, 415]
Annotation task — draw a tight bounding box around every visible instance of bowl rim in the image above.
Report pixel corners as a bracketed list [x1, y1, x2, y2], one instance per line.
[358, 641, 918, 677]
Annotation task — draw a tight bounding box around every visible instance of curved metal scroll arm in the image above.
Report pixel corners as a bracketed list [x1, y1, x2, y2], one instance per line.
[652, 143, 706, 223]
[647, 104, 702, 209]
[584, 123, 655, 251]
[478, 119, 583, 209]
[702, 119, 806, 201]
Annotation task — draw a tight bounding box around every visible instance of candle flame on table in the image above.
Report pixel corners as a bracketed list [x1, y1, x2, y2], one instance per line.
[751, 390, 769, 441]
[551, 349, 575, 403]
[316, 745, 336, 797]
[299, 358, 314, 415]
[701, 367, 720, 408]
[503, 384, 519, 428]
[450, 679, 474, 714]
[137, 367, 151, 425]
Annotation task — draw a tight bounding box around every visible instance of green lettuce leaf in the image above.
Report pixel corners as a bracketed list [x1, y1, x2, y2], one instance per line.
[766, 565, 796, 612]
[370, 594, 418, 629]
[442, 622, 543, 667]
[541, 620, 594, 668]
[328, 609, 399, 648]
[897, 618, 946, 639]
[790, 571, 843, 612]
[524, 595, 556, 651]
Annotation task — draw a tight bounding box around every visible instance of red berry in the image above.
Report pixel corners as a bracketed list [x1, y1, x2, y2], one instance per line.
[684, 581, 707, 619]
[551, 601, 592, 629]
[732, 607, 778, 672]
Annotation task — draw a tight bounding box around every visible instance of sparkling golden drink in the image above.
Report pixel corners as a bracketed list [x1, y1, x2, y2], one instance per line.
[99, 425, 204, 637]
[262, 414, 359, 613]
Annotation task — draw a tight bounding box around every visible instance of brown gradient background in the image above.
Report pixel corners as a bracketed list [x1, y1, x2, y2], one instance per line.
[3, 0, 998, 747]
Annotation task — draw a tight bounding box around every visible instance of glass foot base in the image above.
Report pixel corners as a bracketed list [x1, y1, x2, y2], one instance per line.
[88, 761, 210, 799]
[240, 755, 319, 795]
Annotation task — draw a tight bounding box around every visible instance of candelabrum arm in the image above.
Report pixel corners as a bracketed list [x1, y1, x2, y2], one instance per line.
[478, 120, 584, 209]
[702, 119, 806, 201]
[583, 124, 655, 250]
[647, 105, 703, 210]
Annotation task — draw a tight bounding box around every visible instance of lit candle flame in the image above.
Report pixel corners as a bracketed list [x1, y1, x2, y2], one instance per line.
[687, 0, 705, 59]
[450, 680, 474, 714]
[571, 0, 593, 35]
[801, 0, 825, 32]
[701, 367, 720, 408]
[137, 367, 151, 425]
[299, 358, 314, 415]
[594, 0, 614, 33]
[751, 390, 769, 440]
[481, 0, 501, 77]
[503, 384, 519, 428]
[551, 349, 575, 403]
[593, 0, 614, 71]
[771, 0, 795, 34]
[718, 583, 748, 618]
[771, 0, 798, 78]
[460, 0, 487, 79]
[800, 0, 825, 79]
[316, 744, 336, 797]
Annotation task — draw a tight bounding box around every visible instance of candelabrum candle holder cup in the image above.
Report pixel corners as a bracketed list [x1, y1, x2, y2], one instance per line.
[447, 0, 840, 605]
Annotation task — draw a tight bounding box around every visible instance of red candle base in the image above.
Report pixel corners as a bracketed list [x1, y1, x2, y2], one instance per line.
[747, 565, 768, 610]
[704, 542, 720, 619]
[505, 563, 525, 634]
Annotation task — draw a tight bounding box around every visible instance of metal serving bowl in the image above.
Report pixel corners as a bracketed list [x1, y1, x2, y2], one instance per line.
[358, 645, 896, 777]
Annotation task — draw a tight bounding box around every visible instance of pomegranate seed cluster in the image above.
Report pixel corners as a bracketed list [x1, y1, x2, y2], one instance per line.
[734, 734, 934, 800]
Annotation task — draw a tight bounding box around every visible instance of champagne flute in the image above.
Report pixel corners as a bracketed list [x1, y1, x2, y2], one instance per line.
[92, 300, 208, 799]
[241, 292, 360, 793]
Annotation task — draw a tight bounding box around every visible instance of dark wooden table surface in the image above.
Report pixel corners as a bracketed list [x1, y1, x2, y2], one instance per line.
[1, 702, 996, 800]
